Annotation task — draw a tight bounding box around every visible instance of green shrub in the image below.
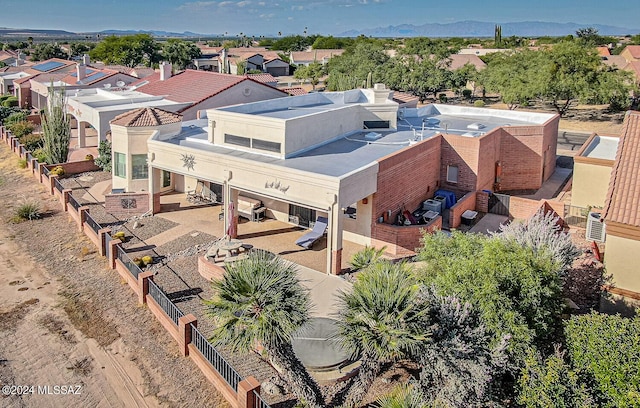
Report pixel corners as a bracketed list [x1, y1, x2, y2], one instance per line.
[2, 96, 18, 107]
[18, 133, 43, 151]
[133, 257, 144, 268]
[112, 231, 126, 240]
[32, 148, 47, 163]
[141, 255, 153, 265]
[438, 93, 448, 103]
[4, 111, 28, 125]
[7, 120, 34, 138]
[94, 140, 112, 172]
[0, 94, 10, 102]
[14, 200, 41, 221]
[349, 245, 386, 271]
[49, 165, 65, 176]
[84, 154, 94, 161]
[474, 100, 486, 107]
[17, 158, 27, 168]
[462, 89, 472, 99]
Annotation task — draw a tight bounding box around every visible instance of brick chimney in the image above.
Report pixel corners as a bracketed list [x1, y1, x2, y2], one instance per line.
[160, 62, 172, 80]
[77, 64, 86, 81]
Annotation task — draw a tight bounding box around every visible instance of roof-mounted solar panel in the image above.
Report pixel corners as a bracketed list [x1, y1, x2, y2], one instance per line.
[32, 61, 65, 72]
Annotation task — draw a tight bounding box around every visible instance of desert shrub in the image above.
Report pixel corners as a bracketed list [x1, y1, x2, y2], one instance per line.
[7, 120, 34, 138]
[17, 158, 27, 168]
[141, 255, 153, 265]
[94, 140, 112, 172]
[462, 89, 472, 99]
[4, 111, 28, 126]
[2, 96, 18, 107]
[0, 94, 10, 103]
[14, 199, 41, 221]
[474, 100, 486, 107]
[49, 165, 65, 176]
[19, 133, 43, 151]
[438, 93, 448, 103]
[32, 148, 47, 163]
[348, 245, 386, 271]
[84, 154, 94, 161]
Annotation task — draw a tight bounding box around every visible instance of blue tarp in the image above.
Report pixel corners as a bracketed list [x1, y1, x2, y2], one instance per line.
[435, 189, 457, 209]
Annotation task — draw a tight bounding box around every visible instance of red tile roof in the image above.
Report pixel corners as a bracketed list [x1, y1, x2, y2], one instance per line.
[623, 45, 640, 60]
[448, 54, 487, 70]
[624, 61, 640, 80]
[392, 91, 419, 105]
[281, 87, 307, 96]
[602, 111, 640, 227]
[596, 47, 611, 57]
[135, 69, 286, 105]
[290, 49, 344, 63]
[246, 73, 277, 85]
[110, 107, 182, 127]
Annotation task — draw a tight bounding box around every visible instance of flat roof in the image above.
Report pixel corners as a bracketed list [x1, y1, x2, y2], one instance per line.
[581, 135, 619, 160]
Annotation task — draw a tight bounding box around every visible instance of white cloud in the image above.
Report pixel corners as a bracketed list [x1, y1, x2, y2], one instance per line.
[237, 1, 252, 6]
[259, 13, 275, 19]
[177, 1, 217, 11]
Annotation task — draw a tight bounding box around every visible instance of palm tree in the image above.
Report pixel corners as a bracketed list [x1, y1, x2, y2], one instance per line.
[206, 250, 325, 408]
[336, 261, 429, 407]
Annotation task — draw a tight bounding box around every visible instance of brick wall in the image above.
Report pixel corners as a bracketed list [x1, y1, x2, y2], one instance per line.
[105, 192, 150, 218]
[372, 217, 442, 256]
[440, 134, 481, 192]
[498, 126, 545, 191]
[476, 190, 490, 213]
[372, 137, 441, 247]
[449, 191, 477, 229]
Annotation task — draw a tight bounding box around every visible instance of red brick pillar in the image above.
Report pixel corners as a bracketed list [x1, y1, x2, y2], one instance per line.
[78, 206, 89, 232]
[138, 271, 154, 305]
[48, 174, 58, 195]
[178, 314, 197, 357]
[61, 189, 72, 211]
[237, 376, 261, 408]
[331, 248, 343, 275]
[98, 227, 111, 257]
[108, 240, 122, 269]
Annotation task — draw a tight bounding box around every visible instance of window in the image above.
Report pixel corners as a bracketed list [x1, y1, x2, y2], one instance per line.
[114, 152, 126, 178]
[252, 138, 281, 153]
[131, 154, 148, 179]
[446, 165, 459, 183]
[225, 134, 251, 147]
[363, 120, 390, 129]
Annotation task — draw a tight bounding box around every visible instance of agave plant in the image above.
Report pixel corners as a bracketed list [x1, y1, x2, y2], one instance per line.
[348, 245, 387, 271]
[206, 250, 325, 408]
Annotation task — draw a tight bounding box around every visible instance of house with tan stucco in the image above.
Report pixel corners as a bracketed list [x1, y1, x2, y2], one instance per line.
[106, 84, 558, 274]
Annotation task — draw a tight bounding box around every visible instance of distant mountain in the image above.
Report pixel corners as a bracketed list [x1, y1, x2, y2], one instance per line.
[0, 28, 76, 36]
[93, 29, 205, 38]
[339, 21, 640, 38]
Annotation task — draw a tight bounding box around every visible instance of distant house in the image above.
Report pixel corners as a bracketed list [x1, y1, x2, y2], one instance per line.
[620, 45, 640, 63]
[289, 49, 344, 66]
[11, 58, 76, 107]
[448, 54, 486, 71]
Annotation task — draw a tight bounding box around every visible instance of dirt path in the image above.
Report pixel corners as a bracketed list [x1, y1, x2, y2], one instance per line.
[0, 144, 227, 407]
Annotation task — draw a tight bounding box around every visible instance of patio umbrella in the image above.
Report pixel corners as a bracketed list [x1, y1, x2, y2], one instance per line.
[226, 201, 236, 239]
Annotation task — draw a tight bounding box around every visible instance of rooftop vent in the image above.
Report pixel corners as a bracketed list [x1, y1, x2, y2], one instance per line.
[364, 132, 382, 141]
[467, 122, 485, 130]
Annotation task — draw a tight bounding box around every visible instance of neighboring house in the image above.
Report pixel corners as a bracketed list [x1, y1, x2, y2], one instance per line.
[600, 111, 640, 309]
[623, 61, 640, 86]
[246, 73, 277, 88]
[0, 69, 31, 94]
[602, 55, 628, 70]
[619, 45, 640, 63]
[12, 58, 76, 108]
[108, 84, 558, 274]
[458, 48, 510, 56]
[571, 133, 619, 209]
[133, 65, 289, 121]
[448, 54, 486, 71]
[596, 46, 611, 57]
[289, 49, 344, 66]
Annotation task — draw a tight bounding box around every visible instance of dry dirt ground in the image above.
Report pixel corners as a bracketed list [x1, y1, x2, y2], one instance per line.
[0, 144, 229, 408]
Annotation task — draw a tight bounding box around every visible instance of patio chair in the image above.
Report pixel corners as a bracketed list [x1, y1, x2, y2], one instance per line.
[186, 181, 204, 203]
[201, 184, 217, 203]
[295, 216, 329, 249]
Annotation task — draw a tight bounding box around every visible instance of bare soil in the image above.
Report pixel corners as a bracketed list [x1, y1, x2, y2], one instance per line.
[0, 143, 228, 408]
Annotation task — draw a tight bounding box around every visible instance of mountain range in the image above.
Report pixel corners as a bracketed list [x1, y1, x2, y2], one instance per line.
[339, 21, 640, 38]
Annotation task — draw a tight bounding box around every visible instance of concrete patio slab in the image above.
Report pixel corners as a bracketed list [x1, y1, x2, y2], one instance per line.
[469, 213, 509, 235]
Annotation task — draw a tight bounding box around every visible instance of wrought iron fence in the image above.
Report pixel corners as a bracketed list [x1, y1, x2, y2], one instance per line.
[26, 152, 33, 162]
[84, 212, 101, 234]
[104, 232, 112, 259]
[20, 145, 26, 156]
[54, 177, 64, 193]
[42, 166, 51, 176]
[191, 326, 242, 392]
[564, 205, 588, 228]
[147, 280, 184, 326]
[253, 390, 272, 408]
[68, 194, 81, 211]
[116, 245, 142, 279]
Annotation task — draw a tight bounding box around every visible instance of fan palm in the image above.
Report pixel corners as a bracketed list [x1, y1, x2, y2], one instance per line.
[206, 250, 324, 408]
[336, 261, 429, 407]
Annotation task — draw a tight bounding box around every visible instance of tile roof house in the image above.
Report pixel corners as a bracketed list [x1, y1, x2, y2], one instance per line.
[623, 61, 640, 85]
[594, 111, 640, 309]
[11, 58, 77, 108]
[133, 66, 289, 120]
[620, 45, 640, 62]
[289, 49, 345, 66]
[596, 46, 611, 57]
[448, 54, 486, 71]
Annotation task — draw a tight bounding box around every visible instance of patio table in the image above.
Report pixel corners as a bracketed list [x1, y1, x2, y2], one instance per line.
[215, 238, 244, 256]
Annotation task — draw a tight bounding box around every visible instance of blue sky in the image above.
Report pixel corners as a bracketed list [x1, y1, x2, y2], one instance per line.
[1, 0, 639, 36]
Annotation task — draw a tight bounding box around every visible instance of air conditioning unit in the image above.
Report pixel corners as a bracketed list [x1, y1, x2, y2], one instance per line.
[586, 212, 606, 242]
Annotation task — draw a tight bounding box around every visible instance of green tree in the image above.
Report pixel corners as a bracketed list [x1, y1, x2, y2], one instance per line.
[94, 140, 112, 172]
[416, 231, 564, 368]
[270, 35, 317, 52]
[517, 347, 596, 408]
[30, 43, 67, 61]
[161, 39, 202, 70]
[90, 34, 160, 67]
[205, 251, 325, 408]
[565, 312, 640, 407]
[69, 42, 94, 59]
[326, 41, 390, 91]
[311, 35, 353, 49]
[335, 261, 428, 407]
[293, 62, 325, 90]
[41, 86, 70, 164]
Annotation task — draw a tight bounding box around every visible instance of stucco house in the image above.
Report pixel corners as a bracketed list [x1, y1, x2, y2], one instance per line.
[107, 84, 558, 274]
